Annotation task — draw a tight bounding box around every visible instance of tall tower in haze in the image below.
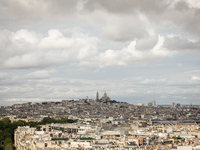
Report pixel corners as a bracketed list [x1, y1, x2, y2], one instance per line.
[152, 100, 156, 106]
[96, 91, 99, 100]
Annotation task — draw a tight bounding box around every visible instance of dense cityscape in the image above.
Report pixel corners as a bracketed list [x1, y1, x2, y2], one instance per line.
[0, 92, 200, 149]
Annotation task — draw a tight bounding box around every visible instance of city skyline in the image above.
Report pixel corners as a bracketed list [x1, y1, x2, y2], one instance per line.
[0, 0, 200, 106]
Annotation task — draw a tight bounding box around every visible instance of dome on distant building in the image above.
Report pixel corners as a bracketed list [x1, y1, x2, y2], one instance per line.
[101, 91, 111, 101]
[138, 103, 142, 106]
[96, 91, 111, 101]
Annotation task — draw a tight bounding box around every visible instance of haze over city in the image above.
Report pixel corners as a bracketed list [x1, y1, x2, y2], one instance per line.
[0, 0, 200, 106]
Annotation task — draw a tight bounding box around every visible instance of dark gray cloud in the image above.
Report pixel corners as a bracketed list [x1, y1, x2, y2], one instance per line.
[163, 35, 200, 50]
[83, 0, 169, 14]
[0, 0, 79, 21]
[135, 35, 158, 50]
[174, 1, 190, 11]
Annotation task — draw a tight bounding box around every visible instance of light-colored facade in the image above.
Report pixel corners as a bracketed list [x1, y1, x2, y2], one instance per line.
[15, 123, 200, 150]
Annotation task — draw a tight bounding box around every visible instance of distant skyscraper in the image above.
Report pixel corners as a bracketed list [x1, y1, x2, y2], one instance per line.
[152, 100, 156, 106]
[172, 102, 176, 108]
[96, 91, 99, 100]
[148, 100, 156, 106]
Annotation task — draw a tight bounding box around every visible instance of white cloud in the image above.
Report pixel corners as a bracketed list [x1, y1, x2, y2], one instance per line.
[185, 0, 200, 8]
[1, 29, 99, 69]
[177, 63, 182, 67]
[3, 53, 40, 69]
[1, 29, 176, 69]
[12, 29, 41, 45]
[93, 35, 174, 68]
[0, 72, 8, 79]
[140, 78, 166, 85]
[101, 13, 149, 41]
[191, 76, 200, 81]
[185, 70, 200, 74]
[126, 89, 137, 94]
[25, 69, 56, 79]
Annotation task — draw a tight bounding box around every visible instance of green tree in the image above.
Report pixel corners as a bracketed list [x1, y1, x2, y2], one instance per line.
[58, 117, 68, 123]
[4, 129, 12, 135]
[4, 133, 12, 139]
[0, 121, 4, 130]
[4, 144, 13, 150]
[4, 137, 12, 148]
[36, 125, 42, 131]
[2, 118, 11, 130]
[1, 118, 11, 124]
[12, 120, 27, 133]
[40, 117, 57, 124]
[0, 130, 4, 146]
[27, 121, 37, 127]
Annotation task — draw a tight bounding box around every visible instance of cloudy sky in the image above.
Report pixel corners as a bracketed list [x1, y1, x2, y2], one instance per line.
[0, 0, 200, 106]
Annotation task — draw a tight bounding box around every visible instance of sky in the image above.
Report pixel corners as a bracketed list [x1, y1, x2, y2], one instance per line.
[0, 0, 200, 106]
